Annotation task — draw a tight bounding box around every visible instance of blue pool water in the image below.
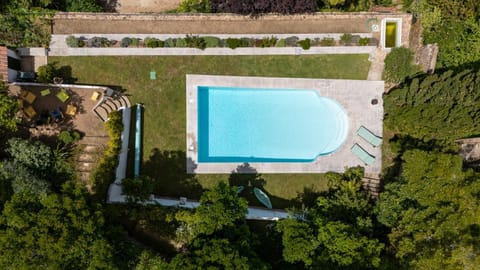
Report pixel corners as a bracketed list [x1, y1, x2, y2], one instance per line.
[198, 86, 349, 162]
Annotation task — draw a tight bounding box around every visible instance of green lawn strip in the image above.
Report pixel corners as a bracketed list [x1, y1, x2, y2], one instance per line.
[51, 55, 370, 206]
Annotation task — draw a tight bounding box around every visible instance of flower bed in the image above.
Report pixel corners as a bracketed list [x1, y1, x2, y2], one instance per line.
[65, 34, 378, 50]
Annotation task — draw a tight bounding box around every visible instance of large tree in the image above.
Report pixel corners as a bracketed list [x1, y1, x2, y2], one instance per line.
[0, 181, 116, 269]
[375, 150, 480, 269]
[277, 168, 384, 269]
[155, 182, 269, 269]
[384, 69, 480, 146]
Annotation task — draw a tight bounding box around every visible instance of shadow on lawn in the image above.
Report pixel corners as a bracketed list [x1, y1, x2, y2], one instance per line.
[229, 163, 296, 209]
[143, 149, 204, 198]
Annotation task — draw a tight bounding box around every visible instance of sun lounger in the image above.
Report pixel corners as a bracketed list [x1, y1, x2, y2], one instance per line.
[357, 126, 382, 147]
[351, 144, 375, 165]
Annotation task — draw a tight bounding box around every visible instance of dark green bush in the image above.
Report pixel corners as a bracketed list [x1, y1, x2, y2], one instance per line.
[37, 63, 58, 83]
[58, 130, 81, 145]
[120, 37, 132, 48]
[65, 36, 79, 48]
[320, 37, 336, 46]
[226, 38, 249, 49]
[144, 37, 161, 48]
[383, 47, 421, 83]
[359, 37, 370, 46]
[259, 36, 277, 47]
[340, 33, 353, 45]
[122, 175, 154, 203]
[298, 38, 311, 50]
[185, 35, 206, 50]
[203, 36, 221, 47]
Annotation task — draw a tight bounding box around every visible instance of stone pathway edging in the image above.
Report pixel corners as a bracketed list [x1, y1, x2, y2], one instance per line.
[46, 46, 376, 56]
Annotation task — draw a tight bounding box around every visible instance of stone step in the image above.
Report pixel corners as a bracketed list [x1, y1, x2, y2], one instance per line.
[77, 162, 96, 171]
[120, 95, 131, 107]
[94, 106, 109, 122]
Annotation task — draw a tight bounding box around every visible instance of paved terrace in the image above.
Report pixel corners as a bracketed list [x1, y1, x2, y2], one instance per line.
[53, 12, 412, 47]
[186, 75, 384, 175]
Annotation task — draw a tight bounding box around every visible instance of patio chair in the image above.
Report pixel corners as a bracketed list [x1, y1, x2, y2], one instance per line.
[357, 126, 382, 147]
[21, 91, 36, 104]
[41, 89, 51, 96]
[24, 105, 37, 119]
[66, 104, 77, 116]
[351, 143, 375, 165]
[91, 91, 100, 101]
[56, 89, 70, 103]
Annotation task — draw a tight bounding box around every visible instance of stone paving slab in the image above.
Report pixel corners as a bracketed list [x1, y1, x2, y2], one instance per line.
[186, 75, 384, 175]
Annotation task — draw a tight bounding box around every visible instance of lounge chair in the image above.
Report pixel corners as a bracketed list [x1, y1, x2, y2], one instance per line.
[351, 144, 375, 165]
[357, 126, 382, 147]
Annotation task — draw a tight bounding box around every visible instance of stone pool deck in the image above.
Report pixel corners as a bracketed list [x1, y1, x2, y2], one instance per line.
[186, 75, 384, 175]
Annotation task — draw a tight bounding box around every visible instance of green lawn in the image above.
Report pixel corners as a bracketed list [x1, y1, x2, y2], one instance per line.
[51, 55, 370, 208]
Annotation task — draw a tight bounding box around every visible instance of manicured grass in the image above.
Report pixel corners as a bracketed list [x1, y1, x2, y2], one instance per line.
[51, 55, 369, 207]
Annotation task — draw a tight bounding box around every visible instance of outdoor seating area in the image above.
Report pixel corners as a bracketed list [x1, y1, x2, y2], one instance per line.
[16, 87, 76, 125]
[9, 84, 111, 140]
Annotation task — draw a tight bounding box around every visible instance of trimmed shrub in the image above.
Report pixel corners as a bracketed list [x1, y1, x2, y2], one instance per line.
[175, 38, 187, 47]
[185, 35, 206, 50]
[58, 130, 81, 145]
[359, 37, 370, 46]
[242, 37, 254, 47]
[259, 36, 277, 47]
[226, 38, 248, 49]
[203, 36, 220, 47]
[37, 63, 58, 83]
[87, 37, 110, 47]
[145, 37, 161, 48]
[131, 38, 140, 47]
[164, 38, 175, 48]
[320, 37, 336, 46]
[285, 36, 299, 47]
[65, 36, 79, 48]
[90, 111, 123, 200]
[122, 175, 154, 203]
[383, 47, 421, 83]
[276, 39, 286, 47]
[298, 38, 311, 50]
[120, 37, 132, 48]
[340, 33, 353, 46]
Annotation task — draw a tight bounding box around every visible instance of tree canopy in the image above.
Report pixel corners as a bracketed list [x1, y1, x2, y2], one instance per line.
[384, 68, 480, 145]
[375, 150, 480, 269]
[0, 182, 116, 269]
[277, 168, 384, 269]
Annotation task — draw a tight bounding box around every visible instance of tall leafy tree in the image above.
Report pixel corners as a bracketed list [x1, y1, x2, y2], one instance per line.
[375, 150, 480, 269]
[277, 168, 384, 269]
[0, 181, 116, 269]
[384, 69, 480, 146]
[159, 182, 269, 269]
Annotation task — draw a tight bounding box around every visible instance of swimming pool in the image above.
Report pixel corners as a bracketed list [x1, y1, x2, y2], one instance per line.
[198, 86, 349, 162]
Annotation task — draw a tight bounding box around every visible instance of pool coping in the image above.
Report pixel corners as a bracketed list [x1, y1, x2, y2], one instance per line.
[186, 75, 384, 174]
